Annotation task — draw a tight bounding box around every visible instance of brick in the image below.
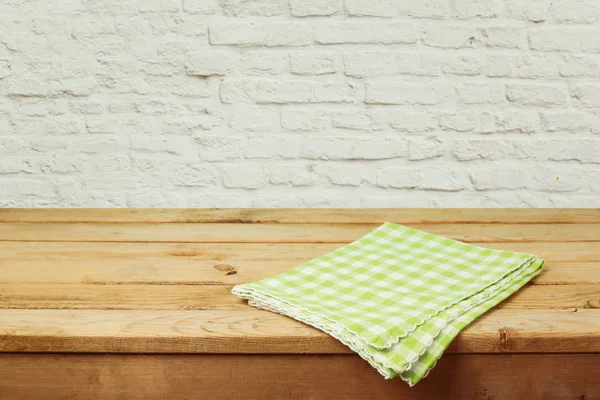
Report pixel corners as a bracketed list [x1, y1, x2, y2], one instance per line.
[210, 20, 312, 47]
[291, 0, 342, 16]
[455, 82, 505, 105]
[251, 195, 361, 208]
[396, 53, 441, 76]
[471, 167, 584, 192]
[505, 0, 549, 21]
[7, 78, 50, 97]
[223, 79, 350, 105]
[506, 83, 568, 107]
[0, 178, 57, 197]
[312, 82, 356, 103]
[108, 98, 138, 113]
[221, 0, 289, 16]
[82, 0, 138, 14]
[161, 110, 224, 133]
[515, 140, 600, 163]
[255, 80, 314, 103]
[591, 114, 600, 134]
[220, 79, 257, 103]
[452, 0, 497, 19]
[127, 191, 187, 207]
[243, 136, 302, 159]
[408, 138, 444, 160]
[183, 0, 219, 14]
[147, 16, 207, 37]
[265, 164, 316, 186]
[331, 109, 382, 131]
[571, 84, 600, 108]
[130, 135, 197, 160]
[440, 112, 481, 132]
[345, 0, 395, 17]
[423, 25, 483, 49]
[139, 0, 180, 12]
[0, 60, 11, 79]
[486, 54, 557, 79]
[479, 193, 546, 208]
[315, 22, 418, 44]
[46, 118, 87, 135]
[167, 165, 218, 187]
[373, 109, 438, 132]
[134, 99, 205, 116]
[281, 108, 330, 131]
[451, 140, 515, 161]
[559, 55, 600, 78]
[441, 55, 481, 76]
[366, 81, 451, 105]
[115, 76, 212, 98]
[398, 0, 449, 18]
[227, 106, 280, 132]
[291, 53, 339, 75]
[240, 52, 288, 75]
[0, 157, 38, 174]
[529, 28, 600, 52]
[221, 165, 268, 189]
[189, 193, 253, 208]
[196, 136, 245, 161]
[540, 112, 590, 132]
[319, 165, 376, 187]
[185, 51, 234, 76]
[550, 0, 600, 23]
[379, 167, 468, 191]
[69, 99, 104, 114]
[482, 27, 522, 49]
[300, 137, 407, 160]
[344, 52, 440, 78]
[344, 53, 397, 78]
[494, 112, 540, 133]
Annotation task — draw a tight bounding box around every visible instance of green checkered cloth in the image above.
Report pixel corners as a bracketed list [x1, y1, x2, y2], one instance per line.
[232, 222, 543, 386]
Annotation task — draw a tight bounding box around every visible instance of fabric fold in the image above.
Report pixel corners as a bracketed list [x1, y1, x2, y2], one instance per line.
[232, 222, 543, 386]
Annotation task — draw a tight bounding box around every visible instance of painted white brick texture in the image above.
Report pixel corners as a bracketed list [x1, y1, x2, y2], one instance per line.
[0, 0, 599, 208]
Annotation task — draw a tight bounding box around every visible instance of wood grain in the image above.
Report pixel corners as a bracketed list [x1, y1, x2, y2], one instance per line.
[2, 208, 599, 224]
[0, 283, 598, 310]
[0, 353, 598, 400]
[0, 222, 598, 243]
[0, 242, 597, 285]
[0, 308, 598, 354]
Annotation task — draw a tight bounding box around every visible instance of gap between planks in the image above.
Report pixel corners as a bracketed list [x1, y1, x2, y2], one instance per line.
[0, 222, 599, 243]
[2, 208, 600, 224]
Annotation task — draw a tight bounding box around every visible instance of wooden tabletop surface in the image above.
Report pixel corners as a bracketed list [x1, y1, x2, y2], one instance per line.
[0, 208, 599, 355]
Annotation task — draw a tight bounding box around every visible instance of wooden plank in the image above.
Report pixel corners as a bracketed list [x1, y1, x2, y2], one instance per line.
[0, 284, 245, 310]
[1, 261, 596, 286]
[0, 308, 598, 354]
[0, 283, 598, 311]
[0, 353, 598, 400]
[0, 222, 598, 243]
[0, 242, 598, 285]
[2, 208, 600, 224]
[2, 241, 599, 263]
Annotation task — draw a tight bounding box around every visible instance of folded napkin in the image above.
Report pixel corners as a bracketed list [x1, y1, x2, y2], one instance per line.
[232, 222, 543, 386]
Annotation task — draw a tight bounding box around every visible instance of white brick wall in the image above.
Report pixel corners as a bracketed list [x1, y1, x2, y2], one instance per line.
[1, 0, 599, 208]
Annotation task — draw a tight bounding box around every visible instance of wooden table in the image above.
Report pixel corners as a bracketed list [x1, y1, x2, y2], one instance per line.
[0, 209, 599, 399]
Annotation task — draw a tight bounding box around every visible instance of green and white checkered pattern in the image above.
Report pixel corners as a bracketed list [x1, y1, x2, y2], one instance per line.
[232, 222, 544, 386]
